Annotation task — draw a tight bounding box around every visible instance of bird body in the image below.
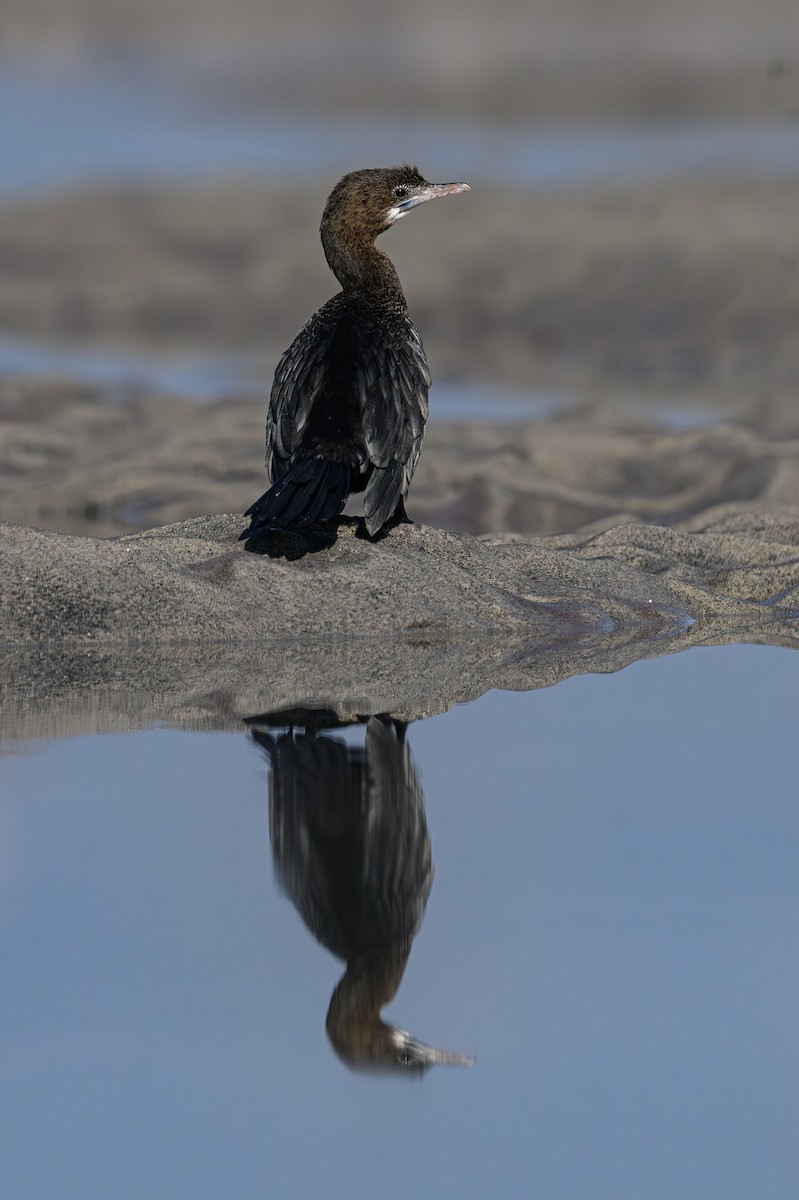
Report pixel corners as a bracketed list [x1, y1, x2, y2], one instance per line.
[240, 166, 469, 542]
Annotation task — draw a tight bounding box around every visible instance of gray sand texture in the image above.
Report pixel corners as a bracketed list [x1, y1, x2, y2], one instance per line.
[2, 507, 798, 739]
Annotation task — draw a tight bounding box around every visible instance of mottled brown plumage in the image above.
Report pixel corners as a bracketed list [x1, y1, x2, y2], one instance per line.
[240, 166, 470, 542]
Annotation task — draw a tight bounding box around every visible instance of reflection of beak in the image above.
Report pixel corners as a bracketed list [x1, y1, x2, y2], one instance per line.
[394, 1027, 476, 1070]
[395, 181, 471, 214]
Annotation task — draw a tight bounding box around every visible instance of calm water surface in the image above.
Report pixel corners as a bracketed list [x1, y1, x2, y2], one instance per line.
[2, 61, 798, 199]
[0, 334, 567, 420]
[1, 643, 797, 1198]
[0, 336, 726, 428]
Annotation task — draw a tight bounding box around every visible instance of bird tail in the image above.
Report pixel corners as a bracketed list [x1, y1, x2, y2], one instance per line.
[239, 455, 350, 540]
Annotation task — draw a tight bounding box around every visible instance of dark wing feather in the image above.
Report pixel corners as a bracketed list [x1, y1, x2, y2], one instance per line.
[354, 315, 431, 535]
[266, 296, 347, 483]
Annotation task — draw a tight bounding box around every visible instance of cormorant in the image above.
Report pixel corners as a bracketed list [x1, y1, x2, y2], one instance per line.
[240, 165, 470, 542]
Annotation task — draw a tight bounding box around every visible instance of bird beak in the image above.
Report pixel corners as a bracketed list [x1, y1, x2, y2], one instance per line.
[395, 182, 471, 214]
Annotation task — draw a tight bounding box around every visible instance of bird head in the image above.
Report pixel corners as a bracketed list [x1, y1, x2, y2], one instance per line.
[322, 165, 471, 242]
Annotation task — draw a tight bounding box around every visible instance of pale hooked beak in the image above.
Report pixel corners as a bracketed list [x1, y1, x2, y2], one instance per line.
[388, 181, 471, 223]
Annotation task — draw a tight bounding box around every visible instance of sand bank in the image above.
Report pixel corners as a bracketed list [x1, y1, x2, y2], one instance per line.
[2, 508, 797, 740]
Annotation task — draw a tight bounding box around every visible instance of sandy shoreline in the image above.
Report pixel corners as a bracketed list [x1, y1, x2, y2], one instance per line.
[3, 378, 799, 539]
[2, 507, 798, 740]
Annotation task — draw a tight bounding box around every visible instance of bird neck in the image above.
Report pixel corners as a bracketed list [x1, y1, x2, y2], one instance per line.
[321, 225, 406, 305]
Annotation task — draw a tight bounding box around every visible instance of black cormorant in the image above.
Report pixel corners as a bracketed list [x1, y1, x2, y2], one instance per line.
[240, 165, 470, 542]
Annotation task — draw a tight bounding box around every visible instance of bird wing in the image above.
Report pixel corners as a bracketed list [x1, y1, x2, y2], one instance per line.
[354, 315, 431, 534]
[265, 299, 346, 483]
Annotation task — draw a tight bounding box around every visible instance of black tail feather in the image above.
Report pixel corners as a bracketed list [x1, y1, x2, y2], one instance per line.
[240, 456, 351, 540]
[363, 462, 406, 537]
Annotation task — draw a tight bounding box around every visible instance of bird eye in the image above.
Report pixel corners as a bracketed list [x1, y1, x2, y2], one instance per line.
[393, 186, 409, 199]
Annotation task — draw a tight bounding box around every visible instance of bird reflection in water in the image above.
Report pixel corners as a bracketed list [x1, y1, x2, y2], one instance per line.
[248, 707, 474, 1074]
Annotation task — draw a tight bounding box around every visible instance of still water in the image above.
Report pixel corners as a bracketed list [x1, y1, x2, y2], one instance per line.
[0, 334, 567, 421]
[2, 60, 798, 199]
[1, 643, 797, 1198]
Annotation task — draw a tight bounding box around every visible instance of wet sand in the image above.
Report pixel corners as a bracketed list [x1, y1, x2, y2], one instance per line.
[3, 377, 799, 539]
[2, 507, 798, 740]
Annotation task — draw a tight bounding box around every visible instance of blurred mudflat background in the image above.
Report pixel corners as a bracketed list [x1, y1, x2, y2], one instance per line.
[4, 19, 799, 1192]
[1, 0, 799, 538]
